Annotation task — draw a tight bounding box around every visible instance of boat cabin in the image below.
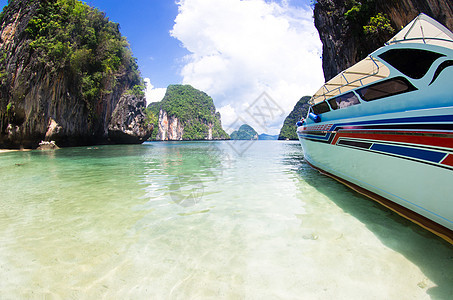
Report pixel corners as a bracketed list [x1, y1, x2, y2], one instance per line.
[306, 14, 453, 124]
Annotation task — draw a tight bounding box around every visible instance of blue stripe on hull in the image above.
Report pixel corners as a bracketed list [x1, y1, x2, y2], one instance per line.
[369, 143, 447, 163]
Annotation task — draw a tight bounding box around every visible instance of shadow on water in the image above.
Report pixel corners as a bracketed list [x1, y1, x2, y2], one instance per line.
[283, 142, 453, 299]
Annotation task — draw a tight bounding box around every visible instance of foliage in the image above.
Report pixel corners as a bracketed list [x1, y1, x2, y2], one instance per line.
[344, 0, 372, 23]
[278, 96, 310, 140]
[341, 0, 395, 56]
[343, 1, 395, 36]
[129, 84, 146, 98]
[146, 102, 160, 140]
[344, 2, 362, 21]
[149, 85, 229, 140]
[162, 85, 228, 140]
[182, 121, 209, 140]
[144, 106, 156, 127]
[24, 0, 143, 115]
[230, 124, 258, 140]
[363, 13, 395, 39]
[161, 85, 215, 123]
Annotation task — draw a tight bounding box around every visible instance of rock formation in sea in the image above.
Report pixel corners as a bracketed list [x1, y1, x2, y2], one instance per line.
[148, 84, 229, 141]
[0, 0, 152, 148]
[230, 124, 258, 140]
[278, 96, 310, 140]
[314, 0, 453, 81]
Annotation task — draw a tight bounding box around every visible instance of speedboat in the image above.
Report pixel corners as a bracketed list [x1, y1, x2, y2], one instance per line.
[297, 14, 453, 244]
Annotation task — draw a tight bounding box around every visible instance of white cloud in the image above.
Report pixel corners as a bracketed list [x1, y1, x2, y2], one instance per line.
[171, 0, 324, 134]
[144, 78, 167, 105]
[217, 104, 238, 133]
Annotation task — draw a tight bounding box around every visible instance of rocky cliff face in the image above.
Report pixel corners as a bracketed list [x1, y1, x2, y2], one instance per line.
[156, 110, 184, 141]
[151, 85, 229, 141]
[0, 0, 152, 148]
[155, 109, 226, 141]
[108, 94, 152, 144]
[314, 0, 453, 81]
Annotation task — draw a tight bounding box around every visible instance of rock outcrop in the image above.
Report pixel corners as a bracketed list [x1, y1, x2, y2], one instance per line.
[314, 0, 453, 81]
[0, 0, 152, 148]
[108, 94, 152, 144]
[230, 124, 258, 140]
[278, 96, 310, 140]
[156, 110, 184, 141]
[149, 85, 229, 141]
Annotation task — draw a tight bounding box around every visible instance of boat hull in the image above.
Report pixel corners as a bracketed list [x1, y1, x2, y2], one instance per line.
[298, 107, 453, 243]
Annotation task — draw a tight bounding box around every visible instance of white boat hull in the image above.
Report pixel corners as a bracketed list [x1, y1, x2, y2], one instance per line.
[298, 107, 453, 242]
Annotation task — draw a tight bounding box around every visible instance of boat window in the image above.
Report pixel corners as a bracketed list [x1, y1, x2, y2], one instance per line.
[429, 60, 453, 85]
[312, 101, 330, 115]
[328, 92, 360, 110]
[357, 77, 417, 101]
[378, 49, 444, 79]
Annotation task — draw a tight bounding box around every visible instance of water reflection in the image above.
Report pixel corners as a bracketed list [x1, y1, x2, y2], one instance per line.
[142, 142, 230, 207]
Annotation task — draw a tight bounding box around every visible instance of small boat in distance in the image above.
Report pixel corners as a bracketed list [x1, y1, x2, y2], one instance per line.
[297, 14, 453, 244]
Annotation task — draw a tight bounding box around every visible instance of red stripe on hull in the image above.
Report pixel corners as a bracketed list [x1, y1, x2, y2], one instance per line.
[441, 154, 453, 166]
[332, 131, 453, 149]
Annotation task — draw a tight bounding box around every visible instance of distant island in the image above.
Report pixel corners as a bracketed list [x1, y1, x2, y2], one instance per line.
[278, 96, 310, 140]
[230, 124, 258, 140]
[147, 85, 229, 141]
[229, 124, 278, 140]
[258, 133, 278, 140]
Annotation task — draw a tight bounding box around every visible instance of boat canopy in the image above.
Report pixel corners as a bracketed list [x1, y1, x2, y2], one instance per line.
[387, 13, 453, 49]
[310, 57, 390, 105]
[310, 14, 453, 106]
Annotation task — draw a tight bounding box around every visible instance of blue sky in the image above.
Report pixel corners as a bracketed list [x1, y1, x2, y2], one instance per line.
[1, 0, 323, 134]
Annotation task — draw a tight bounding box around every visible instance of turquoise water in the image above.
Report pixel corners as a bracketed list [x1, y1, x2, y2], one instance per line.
[0, 141, 452, 299]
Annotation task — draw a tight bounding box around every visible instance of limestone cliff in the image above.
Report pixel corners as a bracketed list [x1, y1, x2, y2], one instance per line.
[156, 110, 184, 141]
[0, 0, 152, 148]
[149, 85, 229, 141]
[108, 94, 152, 144]
[314, 0, 453, 81]
[278, 96, 310, 140]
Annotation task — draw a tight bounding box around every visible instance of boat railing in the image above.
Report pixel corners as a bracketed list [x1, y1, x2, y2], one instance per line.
[310, 56, 387, 105]
[386, 37, 453, 47]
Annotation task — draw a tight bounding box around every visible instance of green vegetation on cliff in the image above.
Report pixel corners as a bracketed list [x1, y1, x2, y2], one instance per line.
[0, 0, 150, 148]
[278, 96, 310, 140]
[345, 1, 395, 37]
[145, 102, 160, 140]
[230, 124, 258, 140]
[24, 0, 144, 112]
[344, 0, 395, 52]
[150, 85, 229, 140]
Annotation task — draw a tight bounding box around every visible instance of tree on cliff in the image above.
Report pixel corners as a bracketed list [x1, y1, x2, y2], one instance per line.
[0, 0, 150, 148]
[278, 96, 310, 140]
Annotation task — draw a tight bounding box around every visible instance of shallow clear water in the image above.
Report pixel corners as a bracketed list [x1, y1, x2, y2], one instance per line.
[0, 141, 452, 299]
